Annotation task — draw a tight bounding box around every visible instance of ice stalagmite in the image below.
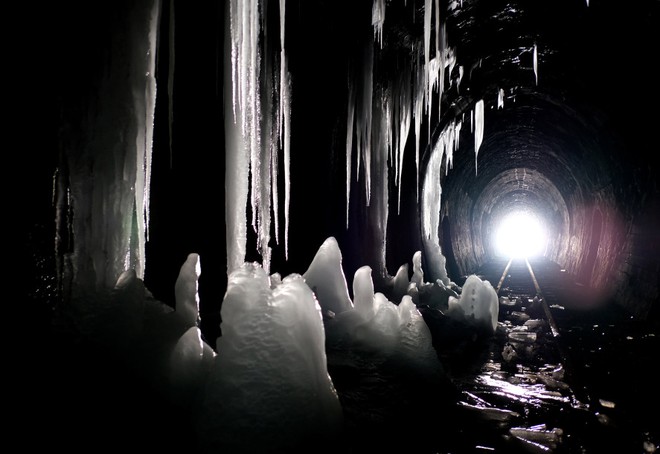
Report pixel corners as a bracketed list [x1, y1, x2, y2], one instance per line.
[198, 264, 342, 453]
[498, 88, 504, 109]
[303, 237, 354, 316]
[447, 274, 499, 334]
[474, 99, 484, 175]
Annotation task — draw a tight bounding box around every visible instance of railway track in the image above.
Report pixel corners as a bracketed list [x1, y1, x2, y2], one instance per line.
[439, 257, 658, 453]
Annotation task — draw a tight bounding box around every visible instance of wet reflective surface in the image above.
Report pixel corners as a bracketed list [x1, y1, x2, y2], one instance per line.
[442, 257, 660, 453]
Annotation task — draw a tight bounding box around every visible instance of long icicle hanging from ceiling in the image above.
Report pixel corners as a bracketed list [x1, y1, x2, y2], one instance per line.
[225, 0, 291, 275]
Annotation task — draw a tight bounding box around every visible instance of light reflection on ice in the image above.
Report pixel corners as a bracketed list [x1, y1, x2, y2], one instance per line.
[477, 373, 571, 406]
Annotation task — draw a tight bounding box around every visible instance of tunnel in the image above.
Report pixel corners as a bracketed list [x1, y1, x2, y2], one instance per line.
[14, 0, 660, 452]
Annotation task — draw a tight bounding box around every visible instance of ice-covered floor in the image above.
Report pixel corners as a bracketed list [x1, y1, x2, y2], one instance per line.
[13, 257, 658, 453]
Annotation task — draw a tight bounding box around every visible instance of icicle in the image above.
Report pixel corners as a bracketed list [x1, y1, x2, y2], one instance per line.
[456, 65, 463, 92]
[271, 137, 280, 244]
[474, 99, 484, 175]
[414, 58, 425, 203]
[397, 74, 412, 214]
[385, 89, 393, 168]
[282, 63, 292, 259]
[470, 108, 474, 133]
[357, 43, 374, 206]
[454, 120, 461, 151]
[445, 120, 460, 174]
[226, 0, 250, 273]
[258, 10, 275, 274]
[424, 0, 440, 127]
[435, 0, 441, 59]
[533, 43, 538, 85]
[586, 0, 589, 7]
[133, 0, 160, 280]
[422, 132, 445, 241]
[369, 92, 390, 277]
[280, 0, 292, 259]
[372, 0, 386, 48]
[167, 0, 175, 169]
[424, 0, 432, 70]
[346, 79, 356, 229]
[498, 87, 504, 109]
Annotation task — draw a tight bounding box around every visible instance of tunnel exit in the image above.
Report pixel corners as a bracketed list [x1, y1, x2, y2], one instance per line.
[494, 210, 549, 259]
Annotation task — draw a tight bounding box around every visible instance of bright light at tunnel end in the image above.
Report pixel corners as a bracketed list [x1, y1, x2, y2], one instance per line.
[494, 211, 548, 259]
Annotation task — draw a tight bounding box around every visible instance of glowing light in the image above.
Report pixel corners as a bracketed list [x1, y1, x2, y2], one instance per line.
[494, 211, 548, 258]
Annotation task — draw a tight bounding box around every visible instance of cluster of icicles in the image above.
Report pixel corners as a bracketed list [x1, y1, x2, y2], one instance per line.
[225, 0, 490, 275]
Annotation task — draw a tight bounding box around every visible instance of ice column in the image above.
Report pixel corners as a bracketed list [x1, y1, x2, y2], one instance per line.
[225, 0, 292, 274]
[60, 0, 161, 294]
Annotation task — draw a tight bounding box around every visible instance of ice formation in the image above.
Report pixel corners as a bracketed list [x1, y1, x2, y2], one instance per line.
[344, 0, 487, 279]
[225, 0, 291, 274]
[372, 0, 386, 47]
[474, 99, 485, 174]
[49, 0, 541, 451]
[197, 263, 343, 453]
[447, 274, 499, 333]
[325, 263, 439, 367]
[303, 237, 354, 316]
[533, 43, 539, 85]
[57, 0, 160, 292]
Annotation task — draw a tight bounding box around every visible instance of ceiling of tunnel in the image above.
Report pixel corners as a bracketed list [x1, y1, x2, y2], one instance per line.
[433, 0, 658, 230]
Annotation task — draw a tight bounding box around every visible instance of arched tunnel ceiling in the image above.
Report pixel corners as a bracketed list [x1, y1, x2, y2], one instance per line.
[404, 0, 659, 284]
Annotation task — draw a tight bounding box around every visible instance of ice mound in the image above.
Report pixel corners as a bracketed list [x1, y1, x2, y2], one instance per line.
[327, 265, 437, 367]
[447, 274, 499, 334]
[197, 262, 343, 454]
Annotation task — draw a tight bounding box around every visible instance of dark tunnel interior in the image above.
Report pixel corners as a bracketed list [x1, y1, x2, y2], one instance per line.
[11, 0, 660, 452]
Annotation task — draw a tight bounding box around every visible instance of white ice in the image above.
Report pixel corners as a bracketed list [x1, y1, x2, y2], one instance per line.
[372, 0, 386, 48]
[533, 43, 538, 85]
[447, 274, 499, 333]
[474, 99, 484, 174]
[198, 263, 343, 453]
[303, 237, 354, 316]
